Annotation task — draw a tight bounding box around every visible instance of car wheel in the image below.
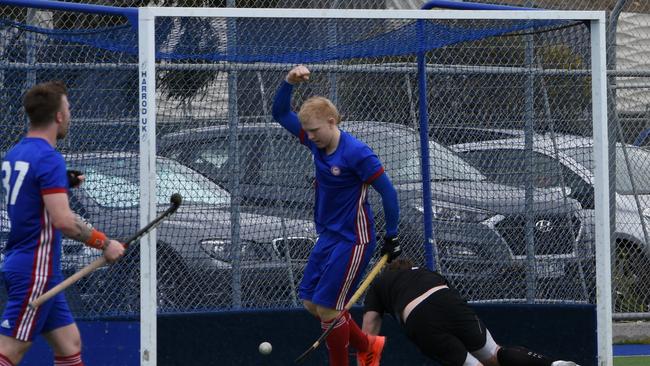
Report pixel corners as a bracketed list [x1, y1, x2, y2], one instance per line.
[613, 241, 650, 313]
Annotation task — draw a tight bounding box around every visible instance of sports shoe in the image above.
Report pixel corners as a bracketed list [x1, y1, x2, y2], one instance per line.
[356, 335, 386, 366]
[552, 361, 579, 366]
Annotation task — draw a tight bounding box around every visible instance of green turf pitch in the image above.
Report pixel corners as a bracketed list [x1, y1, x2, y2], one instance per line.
[614, 356, 650, 366]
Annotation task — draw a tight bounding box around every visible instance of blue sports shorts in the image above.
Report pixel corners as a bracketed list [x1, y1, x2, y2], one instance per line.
[0, 271, 75, 342]
[298, 232, 376, 310]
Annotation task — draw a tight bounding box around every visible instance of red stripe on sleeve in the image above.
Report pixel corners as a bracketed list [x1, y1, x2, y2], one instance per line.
[41, 188, 67, 195]
[365, 167, 385, 184]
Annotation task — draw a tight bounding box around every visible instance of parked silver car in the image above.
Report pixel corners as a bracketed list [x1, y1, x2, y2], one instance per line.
[2, 152, 316, 315]
[160, 122, 591, 302]
[453, 133, 650, 311]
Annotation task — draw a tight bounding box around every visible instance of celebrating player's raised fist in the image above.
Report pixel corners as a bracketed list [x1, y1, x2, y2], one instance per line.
[286, 65, 311, 85]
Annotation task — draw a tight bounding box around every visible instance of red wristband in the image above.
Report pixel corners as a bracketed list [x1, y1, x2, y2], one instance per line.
[85, 229, 107, 250]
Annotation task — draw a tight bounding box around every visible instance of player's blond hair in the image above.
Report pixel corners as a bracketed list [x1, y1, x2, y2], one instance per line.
[298, 96, 341, 125]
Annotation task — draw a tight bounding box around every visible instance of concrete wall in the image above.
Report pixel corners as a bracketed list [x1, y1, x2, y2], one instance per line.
[613, 321, 650, 344]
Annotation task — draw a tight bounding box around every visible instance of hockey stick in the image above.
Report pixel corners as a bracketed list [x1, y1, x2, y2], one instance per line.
[294, 254, 389, 364]
[28, 193, 183, 309]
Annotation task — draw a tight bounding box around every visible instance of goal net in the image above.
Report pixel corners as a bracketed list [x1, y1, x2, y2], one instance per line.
[0, 3, 610, 364]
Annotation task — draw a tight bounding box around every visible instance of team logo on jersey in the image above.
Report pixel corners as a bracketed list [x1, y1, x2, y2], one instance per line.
[330, 166, 341, 176]
[1, 319, 10, 329]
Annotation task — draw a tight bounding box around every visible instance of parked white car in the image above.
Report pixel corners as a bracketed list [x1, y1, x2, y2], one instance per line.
[452, 133, 650, 312]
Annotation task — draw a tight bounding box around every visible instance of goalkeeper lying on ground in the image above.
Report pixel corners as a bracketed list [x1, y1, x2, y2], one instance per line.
[359, 258, 580, 366]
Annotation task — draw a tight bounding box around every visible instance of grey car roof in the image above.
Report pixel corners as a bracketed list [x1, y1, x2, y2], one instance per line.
[159, 120, 417, 146]
[452, 133, 595, 153]
[65, 151, 185, 166]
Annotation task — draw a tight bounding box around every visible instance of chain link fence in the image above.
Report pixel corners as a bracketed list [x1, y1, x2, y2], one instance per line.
[0, 1, 645, 321]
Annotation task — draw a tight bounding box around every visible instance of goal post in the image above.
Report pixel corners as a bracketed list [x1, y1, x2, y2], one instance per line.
[136, 7, 609, 365]
[591, 13, 613, 366]
[138, 9, 157, 365]
[0, 2, 610, 365]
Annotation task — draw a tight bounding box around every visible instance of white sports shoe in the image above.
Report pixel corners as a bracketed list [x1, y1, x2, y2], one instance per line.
[552, 361, 579, 366]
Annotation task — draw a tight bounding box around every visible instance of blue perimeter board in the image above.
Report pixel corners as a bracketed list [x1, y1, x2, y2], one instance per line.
[20, 304, 596, 366]
[614, 344, 650, 357]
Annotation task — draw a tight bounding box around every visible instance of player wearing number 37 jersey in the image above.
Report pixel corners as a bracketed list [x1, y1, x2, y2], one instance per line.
[0, 81, 124, 366]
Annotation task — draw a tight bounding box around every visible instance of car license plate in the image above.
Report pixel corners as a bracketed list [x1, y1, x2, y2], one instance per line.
[535, 260, 565, 278]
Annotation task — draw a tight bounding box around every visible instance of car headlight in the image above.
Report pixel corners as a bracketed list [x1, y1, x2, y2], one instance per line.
[200, 239, 232, 261]
[415, 204, 492, 223]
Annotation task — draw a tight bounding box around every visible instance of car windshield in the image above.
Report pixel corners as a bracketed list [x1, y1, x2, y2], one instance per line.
[562, 145, 650, 195]
[164, 132, 313, 189]
[69, 156, 231, 208]
[343, 124, 485, 183]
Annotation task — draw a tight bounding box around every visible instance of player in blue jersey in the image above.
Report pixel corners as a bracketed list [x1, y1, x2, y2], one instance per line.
[273, 65, 401, 366]
[0, 81, 125, 366]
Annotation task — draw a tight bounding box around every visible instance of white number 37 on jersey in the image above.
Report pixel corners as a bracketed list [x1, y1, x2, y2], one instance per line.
[2, 161, 30, 205]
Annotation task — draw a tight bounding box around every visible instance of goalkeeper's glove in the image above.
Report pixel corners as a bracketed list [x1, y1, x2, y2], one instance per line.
[67, 169, 84, 188]
[380, 236, 401, 263]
